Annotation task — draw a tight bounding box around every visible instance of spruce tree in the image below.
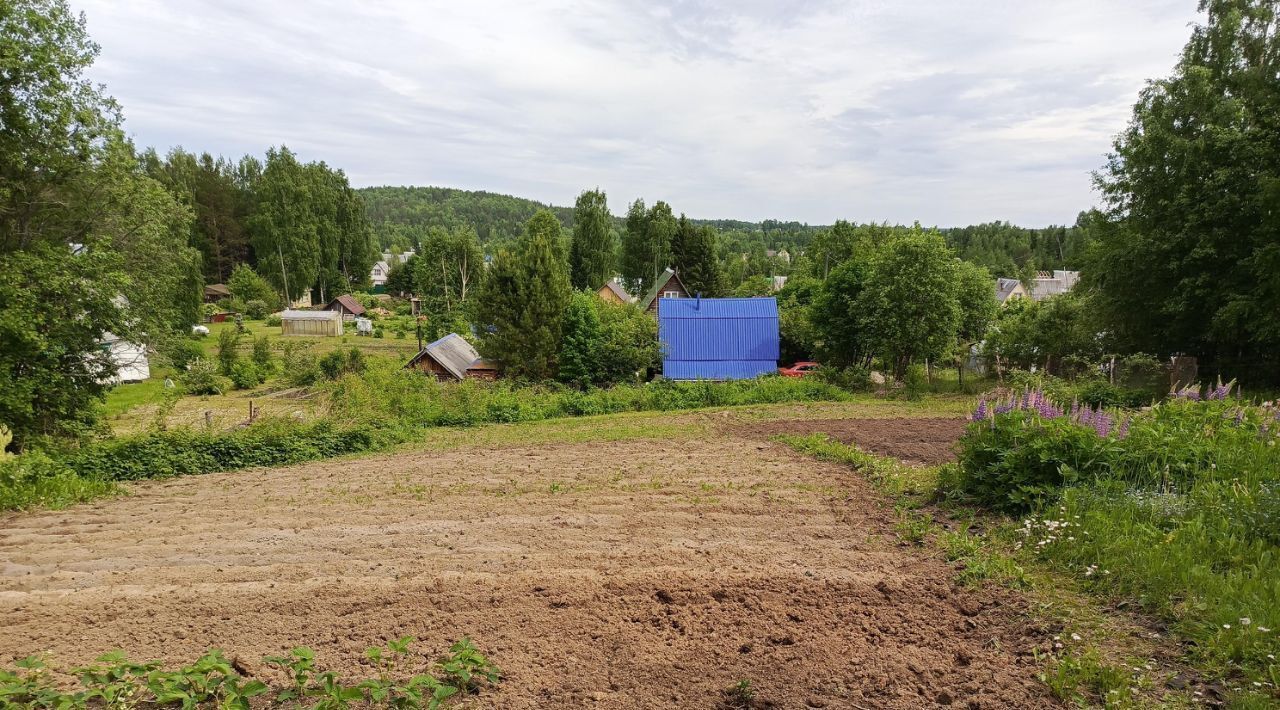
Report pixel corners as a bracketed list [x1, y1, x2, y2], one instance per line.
[474, 211, 572, 379]
[569, 189, 614, 290]
[672, 215, 722, 297]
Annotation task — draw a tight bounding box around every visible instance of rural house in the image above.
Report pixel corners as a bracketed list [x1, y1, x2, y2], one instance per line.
[640, 268, 691, 314]
[280, 309, 343, 337]
[995, 270, 1080, 306]
[370, 250, 415, 292]
[100, 332, 150, 384]
[203, 284, 231, 303]
[324, 294, 367, 321]
[405, 333, 499, 381]
[995, 278, 1027, 306]
[658, 297, 780, 380]
[1029, 270, 1080, 300]
[596, 279, 635, 305]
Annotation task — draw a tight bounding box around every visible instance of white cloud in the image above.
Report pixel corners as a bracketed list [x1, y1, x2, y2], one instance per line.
[75, 0, 1201, 226]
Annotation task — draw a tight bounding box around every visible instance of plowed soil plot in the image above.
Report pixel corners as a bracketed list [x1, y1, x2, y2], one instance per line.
[733, 417, 968, 465]
[0, 435, 1054, 708]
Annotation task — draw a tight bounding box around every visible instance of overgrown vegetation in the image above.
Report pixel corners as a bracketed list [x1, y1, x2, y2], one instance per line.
[0, 636, 499, 709]
[947, 386, 1280, 702]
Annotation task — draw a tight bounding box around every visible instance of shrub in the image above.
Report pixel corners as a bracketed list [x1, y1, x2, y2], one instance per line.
[180, 358, 228, 396]
[903, 363, 928, 400]
[818, 365, 871, 391]
[229, 361, 264, 390]
[346, 347, 366, 375]
[318, 351, 345, 380]
[243, 299, 270, 320]
[216, 328, 240, 375]
[265, 314, 282, 327]
[251, 335, 274, 373]
[162, 338, 207, 371]
[281, 343, 319, 387]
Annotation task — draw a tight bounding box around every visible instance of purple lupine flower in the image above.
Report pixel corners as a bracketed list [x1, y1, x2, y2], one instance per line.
[1080, 406, 1093, 424]
[972, 398, 989, 422]
[1234, 409, 1245, 426]
[1021, 389, 1031, 411]
[1116, 417, 1130, 440]
[1093, 411, 1112, 438]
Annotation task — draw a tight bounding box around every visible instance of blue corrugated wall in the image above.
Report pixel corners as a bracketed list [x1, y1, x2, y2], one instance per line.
[658, 297, 780, 380]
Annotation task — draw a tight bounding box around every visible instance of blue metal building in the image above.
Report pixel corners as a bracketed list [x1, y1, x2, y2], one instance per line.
[658, 297, 780, 380]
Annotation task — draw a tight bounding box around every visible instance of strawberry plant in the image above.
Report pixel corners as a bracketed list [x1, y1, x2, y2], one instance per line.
[263, 647, 316, 704]
[73, 651, 159, 708]
[437, 638, 500, 693]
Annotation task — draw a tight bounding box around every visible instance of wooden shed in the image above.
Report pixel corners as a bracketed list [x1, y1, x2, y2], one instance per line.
[405, 333, 498, 381]
[280, 309, 343, 337]
[324, 294, 367, 322]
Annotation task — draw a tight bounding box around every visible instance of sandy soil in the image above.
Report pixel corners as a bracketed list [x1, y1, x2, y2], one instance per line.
[0, 422, 1054, 708]
[731, 417, 969, 465]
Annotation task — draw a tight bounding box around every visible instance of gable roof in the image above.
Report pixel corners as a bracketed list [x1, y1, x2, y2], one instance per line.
[995, 278, 1024, 303]
[598, 280, 634, 303]
[658, 297, 780, 380]
[641, 268, 689, 310]
[326, 294, 366, 315]
[406, 333, 483, 380]
[204, 283, 231, 298]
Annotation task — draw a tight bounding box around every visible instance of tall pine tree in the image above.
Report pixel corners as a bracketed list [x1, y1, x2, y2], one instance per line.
[569, 188, 614, 290]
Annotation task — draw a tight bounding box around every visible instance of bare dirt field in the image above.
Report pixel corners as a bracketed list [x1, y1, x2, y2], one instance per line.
[732, 417, 969, 465]
[0, 416, 1057, 708]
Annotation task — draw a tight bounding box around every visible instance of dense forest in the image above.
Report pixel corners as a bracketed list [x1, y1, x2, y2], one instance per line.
[359, 185, 1090, 280]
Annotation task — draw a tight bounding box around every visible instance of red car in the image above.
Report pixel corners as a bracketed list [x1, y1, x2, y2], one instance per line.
[779, 361, 820, 377]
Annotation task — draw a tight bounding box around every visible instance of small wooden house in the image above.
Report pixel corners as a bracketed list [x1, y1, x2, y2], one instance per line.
[596, 279, 635, 305]
[203, 284, 231, 303]
[280, 309, 343, 337]
[324, 294, 367, 322]
[405, 333, 498, 381]
[640, 268, 690, 314]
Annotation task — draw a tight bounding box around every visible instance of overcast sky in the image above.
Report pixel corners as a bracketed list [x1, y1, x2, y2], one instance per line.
[76, 0, 1201, 227]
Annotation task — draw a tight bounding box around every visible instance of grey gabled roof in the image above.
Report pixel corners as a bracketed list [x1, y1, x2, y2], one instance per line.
[407, 333, 482, 380]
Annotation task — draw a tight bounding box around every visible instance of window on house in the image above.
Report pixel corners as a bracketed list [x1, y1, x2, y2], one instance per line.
[663, 291, 680, 298]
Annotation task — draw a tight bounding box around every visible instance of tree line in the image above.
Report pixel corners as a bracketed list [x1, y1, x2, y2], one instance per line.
[141, 146, 377, 304]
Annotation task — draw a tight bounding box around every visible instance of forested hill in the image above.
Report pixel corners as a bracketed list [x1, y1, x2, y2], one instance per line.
[358, 185, 1091, 275]
[359, 186, 576, 248]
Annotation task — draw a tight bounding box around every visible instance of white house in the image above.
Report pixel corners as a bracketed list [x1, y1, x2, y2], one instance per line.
[100, 333, 150, 384]
[371, 250, 416, 290]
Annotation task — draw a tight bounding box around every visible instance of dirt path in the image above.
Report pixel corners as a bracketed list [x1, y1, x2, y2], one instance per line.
[0, 426, 1053, 708]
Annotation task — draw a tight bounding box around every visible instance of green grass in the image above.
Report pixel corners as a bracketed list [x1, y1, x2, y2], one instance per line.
[100, 377, 168, 417]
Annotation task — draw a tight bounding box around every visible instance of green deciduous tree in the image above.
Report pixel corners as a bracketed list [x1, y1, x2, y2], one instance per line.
[0, 1, 199, 446]
[810, 257, 874, 368]
[569, 189, 615, 290]
[557, 292, 603, 387]
[227, 264, 279, 307]
[619, 199, 676, 295]
[1089, 0, 1280, 380]
[413, 226, 483, 322]
[862, 229, 961, 379]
